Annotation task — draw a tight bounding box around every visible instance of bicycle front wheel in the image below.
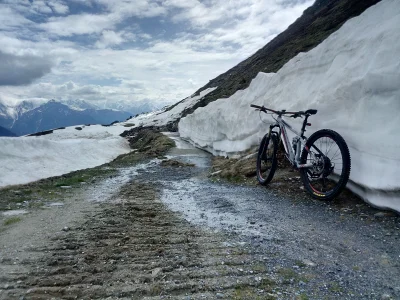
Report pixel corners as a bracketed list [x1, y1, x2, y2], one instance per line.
[256, 134, 278, 185]
[300, 129, 351, 200]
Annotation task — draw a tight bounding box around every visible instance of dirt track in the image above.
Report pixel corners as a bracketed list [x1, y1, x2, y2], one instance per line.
[1, 131, 399, 299]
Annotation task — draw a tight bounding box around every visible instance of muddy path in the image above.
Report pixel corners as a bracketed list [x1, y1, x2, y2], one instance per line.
[1, 132, 399, 299]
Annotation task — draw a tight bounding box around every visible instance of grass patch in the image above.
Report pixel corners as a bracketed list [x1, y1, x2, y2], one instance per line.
[252, 263, 267, 273]
[352, 265, 360, 271]
[233, 280, 276, 300]
[328, 281, 343, 293]
[278, 267, 298, 281]
[294, 260, 308, 268]
[0, 166, 116, 211]
[54, 177, 86, 187]
[4, 216, 22, 226]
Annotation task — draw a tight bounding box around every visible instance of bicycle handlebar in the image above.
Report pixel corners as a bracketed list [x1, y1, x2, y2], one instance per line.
[250, 104, 298, 116]
[250, 104, 317, 118]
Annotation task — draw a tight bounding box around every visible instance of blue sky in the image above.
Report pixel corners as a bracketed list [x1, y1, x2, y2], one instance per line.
[0, 0, 313, 108]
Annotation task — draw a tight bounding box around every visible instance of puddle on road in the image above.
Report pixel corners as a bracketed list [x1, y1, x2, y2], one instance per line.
[163, 132, 211, 168]
[160, 133, 273, 238]
[160, 178, 274, 238]
[163, 132, 198, 150]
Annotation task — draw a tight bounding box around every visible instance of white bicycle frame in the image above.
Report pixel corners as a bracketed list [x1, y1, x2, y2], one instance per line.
[270, 115, 314, 170]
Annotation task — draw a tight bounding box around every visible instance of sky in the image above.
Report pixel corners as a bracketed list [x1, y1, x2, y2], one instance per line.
[0, 0, 313, 108]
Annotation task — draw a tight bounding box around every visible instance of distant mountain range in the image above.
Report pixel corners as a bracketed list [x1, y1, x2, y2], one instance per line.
[0, 99, 159, 136]
[0, 125, 16, 137]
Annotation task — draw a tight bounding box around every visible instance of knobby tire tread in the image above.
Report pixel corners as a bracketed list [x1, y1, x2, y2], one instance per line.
[300, 129, 351, 200]
[256, 134, 278, 185]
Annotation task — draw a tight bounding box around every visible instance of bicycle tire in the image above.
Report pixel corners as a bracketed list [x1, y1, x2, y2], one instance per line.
[256, 134, 278, 185]
[300, 129, 351, 200]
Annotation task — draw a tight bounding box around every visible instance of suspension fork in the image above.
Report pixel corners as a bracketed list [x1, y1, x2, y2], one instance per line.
[260, 124, 279, 159]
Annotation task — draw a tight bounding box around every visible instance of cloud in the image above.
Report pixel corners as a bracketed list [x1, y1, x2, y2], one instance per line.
[0, 51, 53, 86]
[95, 0, 167, 19]
[95, 30, 125, 48]
[48, 1, 69, 14]
[0, 0, 314, 107]
[0, 6, 33, 31]
[39, 13, 117, 36]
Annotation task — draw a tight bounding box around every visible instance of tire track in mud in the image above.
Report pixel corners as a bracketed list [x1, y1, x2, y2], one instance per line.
[3, 182, 277, 300]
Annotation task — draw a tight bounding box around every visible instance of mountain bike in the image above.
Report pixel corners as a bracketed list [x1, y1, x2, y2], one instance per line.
[250, 104, 351, 200]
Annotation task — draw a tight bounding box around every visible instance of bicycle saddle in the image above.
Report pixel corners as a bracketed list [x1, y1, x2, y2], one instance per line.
[305, 109, 317, 115]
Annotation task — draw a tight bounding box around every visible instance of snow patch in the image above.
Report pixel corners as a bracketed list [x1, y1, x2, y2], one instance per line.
[123, 87, 217, 128]
[0, 124, 131, 187]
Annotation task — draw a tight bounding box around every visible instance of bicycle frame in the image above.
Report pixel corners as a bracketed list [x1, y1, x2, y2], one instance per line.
[267, 115, 314, 169]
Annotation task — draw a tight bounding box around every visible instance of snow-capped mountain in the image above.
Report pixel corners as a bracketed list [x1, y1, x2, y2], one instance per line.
[0, 98, 162, 136]
[96, 100, 170, 116]
[61, 99, 100, 111]
[8, 100, 132, 136]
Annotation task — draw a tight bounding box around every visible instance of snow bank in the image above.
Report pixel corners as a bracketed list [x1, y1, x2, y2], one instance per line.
[179, 0, 400, 211]
[0, 124, 130, 187]
[124, 87, 217, 128]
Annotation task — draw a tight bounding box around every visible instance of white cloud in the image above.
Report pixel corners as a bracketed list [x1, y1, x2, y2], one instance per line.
[95, 30, 125, 48]
[32, 1, 53, 14]
[39, 13, 117, 36]
[0, 6, 33, 31]
[0, 0, 314, 108]
[48, 1, 69, 14]
[95, 0, 167, 19]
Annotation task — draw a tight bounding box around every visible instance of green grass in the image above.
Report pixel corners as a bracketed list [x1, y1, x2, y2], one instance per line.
[4, 216, 22, 226]
[252, 263, 267, 273]
[294, 260, 308, 268]
[277, 267, 312, 285]
[54, 177, 86, 187]
[0, 166, 116, 211]
[352, 265, 360, 271]
[328, 281, 343, 293]
[233, 279, 276, 300]
[278, 267, 298, 281]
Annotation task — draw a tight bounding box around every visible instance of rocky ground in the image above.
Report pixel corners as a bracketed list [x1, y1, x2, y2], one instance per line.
[0, 130, 399, 299]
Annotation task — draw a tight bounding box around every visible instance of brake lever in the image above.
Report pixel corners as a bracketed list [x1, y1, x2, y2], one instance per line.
[293, 114, 304, 119]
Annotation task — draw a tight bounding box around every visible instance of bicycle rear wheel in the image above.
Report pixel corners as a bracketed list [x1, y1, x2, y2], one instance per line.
[256, 134, 278, 185]
[300, 129, 351, 200]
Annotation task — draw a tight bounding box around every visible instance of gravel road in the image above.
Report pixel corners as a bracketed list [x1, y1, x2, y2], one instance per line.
[0, 132, 399, 299]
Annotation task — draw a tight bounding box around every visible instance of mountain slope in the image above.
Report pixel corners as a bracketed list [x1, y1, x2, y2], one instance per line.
[11, 101, 97, 136]
[0, 99, 155, 133]
[168, 0, 381, 129]
[10, 101, 131, 136]
[85, 109, 131, 125]
[0, 103, 14, 129]
[0, 125, 16, 137]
